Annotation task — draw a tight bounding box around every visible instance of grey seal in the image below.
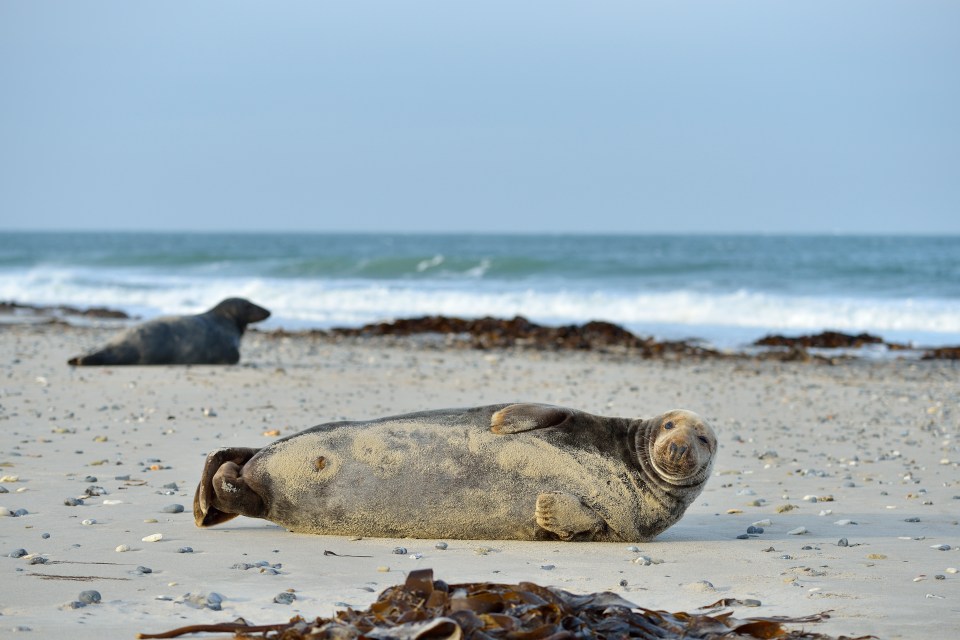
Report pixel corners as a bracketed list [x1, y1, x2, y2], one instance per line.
[193, 403, 716, 541]
[67, 297, 270, 366]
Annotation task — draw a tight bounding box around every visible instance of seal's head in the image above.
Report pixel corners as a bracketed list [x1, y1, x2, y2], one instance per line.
[208, 298, 271, 333]
[647, 410, 716, 483]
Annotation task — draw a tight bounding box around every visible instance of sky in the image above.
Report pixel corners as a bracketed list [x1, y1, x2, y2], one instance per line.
[1, 1, 958, 235]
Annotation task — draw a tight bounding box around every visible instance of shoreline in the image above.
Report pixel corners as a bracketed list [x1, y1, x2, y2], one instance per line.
[2, 300, 958, 362]
[0, 322, 958, 638]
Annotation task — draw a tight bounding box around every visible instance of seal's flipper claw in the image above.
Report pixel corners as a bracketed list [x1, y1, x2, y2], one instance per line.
[193, 447, 260, 527]
[535, 491, 604, 540]
[490, 403, 575, 434]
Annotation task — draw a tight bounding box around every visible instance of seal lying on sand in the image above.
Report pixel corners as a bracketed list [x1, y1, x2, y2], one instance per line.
[68, 298, 270, 366]
[194, 403, 716, 541]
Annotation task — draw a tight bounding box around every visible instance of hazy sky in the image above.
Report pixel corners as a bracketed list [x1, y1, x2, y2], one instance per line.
[1, 1, 958, 234]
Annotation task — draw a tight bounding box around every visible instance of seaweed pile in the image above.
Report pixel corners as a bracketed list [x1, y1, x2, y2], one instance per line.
[138, 569, 868, 639]
[328, 315, 719, 358]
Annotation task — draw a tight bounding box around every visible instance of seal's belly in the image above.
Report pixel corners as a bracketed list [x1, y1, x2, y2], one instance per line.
[249, 419, 621, 539]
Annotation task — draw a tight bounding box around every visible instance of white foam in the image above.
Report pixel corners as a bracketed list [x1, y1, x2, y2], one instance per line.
[3, 267, 960, 348]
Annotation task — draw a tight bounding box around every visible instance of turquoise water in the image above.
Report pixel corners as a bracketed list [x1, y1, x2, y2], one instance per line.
[2, 232, 959, 347]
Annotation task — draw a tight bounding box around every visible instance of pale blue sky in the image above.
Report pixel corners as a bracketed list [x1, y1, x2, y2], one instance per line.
[1, 1, 958, 234]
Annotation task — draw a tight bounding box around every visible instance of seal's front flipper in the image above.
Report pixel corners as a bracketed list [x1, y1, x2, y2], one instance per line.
[490, 403, 576, 434]
[535, 491, 605, 540]
[193, 447, 261, 527]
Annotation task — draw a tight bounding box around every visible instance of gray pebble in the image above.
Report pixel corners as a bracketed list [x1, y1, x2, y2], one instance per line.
[28, 557, 47, 565]
[274, 592, 296, 605]
[619, 579, 628, 587]
[904, 517, 921, 523]
[63, 498, 83, 506]
[0, 486, 8, 494]
[779, 554, 793, 560]
[83, 476, 97, 483]
[162, 504, 184, 514]
[177, 547, 194, 554]
[935, 574, 946, 580]
[84, 485, 106, 497]
[434, 542, 448, 550]
[206, 593, 223, 610]
[736, 534, 749, 540]
[540, 564, 555, 570]
[741, 599, 762, 607]
[136, 566, 153, 574]
[931, 544, 951, 551]
[838, 538, 849, 547]
[392, 547, 407, 555]
[163, 482, 179, 491]
[114, 475, 131, 481]
[78, 590, 101, 604]
[626, 545, 640, 552]
[41, 533, 50, 539]
[13, 508, 28, 517]
[747, 526, 764, 534]
[9, 549, 27, 558]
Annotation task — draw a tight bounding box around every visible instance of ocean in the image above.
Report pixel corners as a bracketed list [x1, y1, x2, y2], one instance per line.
[2, 232, 959, 349]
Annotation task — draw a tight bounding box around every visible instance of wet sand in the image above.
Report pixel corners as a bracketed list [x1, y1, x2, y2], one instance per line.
[1, 323, 958, 638]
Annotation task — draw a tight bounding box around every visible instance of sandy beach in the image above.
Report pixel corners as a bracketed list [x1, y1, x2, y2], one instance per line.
[1, 322, 958, 639]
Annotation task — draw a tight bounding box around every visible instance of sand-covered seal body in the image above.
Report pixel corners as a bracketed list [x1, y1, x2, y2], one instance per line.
[194, 404, 716, 542]
[68, 298, 270, 366]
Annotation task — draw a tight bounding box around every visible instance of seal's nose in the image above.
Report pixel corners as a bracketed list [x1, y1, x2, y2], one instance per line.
[669, 442, 688, 459]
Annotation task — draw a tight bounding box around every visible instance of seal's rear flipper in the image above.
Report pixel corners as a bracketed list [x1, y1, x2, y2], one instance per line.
[490, 403, 576, 434]
[193, 447, 261, 527]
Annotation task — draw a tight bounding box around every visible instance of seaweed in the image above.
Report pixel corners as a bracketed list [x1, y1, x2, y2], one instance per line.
[138, 569, 872, 640]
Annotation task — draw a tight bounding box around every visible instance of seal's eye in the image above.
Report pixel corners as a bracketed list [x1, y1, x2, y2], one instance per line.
[698, 435, 710, 445]
[664, 421, 674, 430]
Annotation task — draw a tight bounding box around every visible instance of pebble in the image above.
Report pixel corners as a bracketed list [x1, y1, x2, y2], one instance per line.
[115, 475, 131, 481]
[818, 509, 832, 516]
[63, 498, 83, 506]
[736, 534, 749, 540]
[116, 545, 131, 552]
[377, 566, 390, 572]
[746, 526, 764, 534]
[41, 533, 50, 539]
[633, 555, 654, 565]
[0, 486, 7, 494]
[946, 568, 958, 574]
[103, 499, 123, 505]
[626, 545, 640, 552]
[787, 527, 808, 535]
[392, 547, 407, 555]
[136, 566, 152, 574]
[0, 507, 13, 517]
[161, 504, 184, 514]
[409, 553, 423, 560]
[274, 592, 296, 604]
[81, 519, 97, 526]
[8, 548, 28, 558]
[802, 495, 819, 503]
[177, 547, 194, 554]
[12, 508, 28, 517]
[78, 590, 101, 604]
[540, 564, 555, 570]
[904, 517, 921, 523]
[142, 533, 163, 542]
[834, 519, 856, 526]
[434, 542, 448, 550]
[163, 482, 179, 491]
[931, 544, 951, 551]
[206, 593, 223, 610]
[619, 579, 628, 587]
[751, 519, 771, 527]
[838, 538, 849, 547]
[684, 580, 715, 592]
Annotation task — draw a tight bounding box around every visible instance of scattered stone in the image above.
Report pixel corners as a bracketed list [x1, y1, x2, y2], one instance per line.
[8, 548, 28, 558]
[177, 547, 194, 554]
[392, 547, 407, 555]
[837, 538, 849, 547]
[747, 526, 764, 534]
[905, 517, 921, 523]
[736, 534, 749, 540]
[834, 519, 856, 526]
[274, 592, 296, 604]
[63, 498, 83, 506]
[116, 545, 131, 552]
[161, 504, 184, 514]
[12, 508, 28, 517]
[136, 566, 152, 574]
[78, 590, 101, 605]
[776, 504, 797, 514]
[81, 519, 96, 526]
[41, 533, 50, 539]
[619, 579, 628, 587]
[684, 580, 715, 592]
[787, 527, 807, 535]
[931, 544, 951, 551]
[626, 546, 640, 552]
[540, 564, 555, 570]
[751, 519, 772, 527]
[434, 542, 448, 550]
[142, 533, 163, 543]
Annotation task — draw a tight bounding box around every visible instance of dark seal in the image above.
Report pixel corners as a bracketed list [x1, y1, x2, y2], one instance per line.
[193, 403, 716, 541]
[67, 297, 270, 366]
